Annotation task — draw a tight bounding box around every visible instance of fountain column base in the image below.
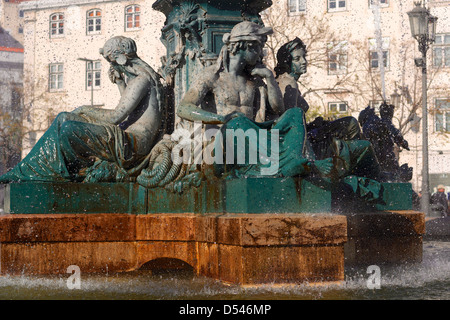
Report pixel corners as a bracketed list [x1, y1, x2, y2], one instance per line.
[0, 211, 425, 285]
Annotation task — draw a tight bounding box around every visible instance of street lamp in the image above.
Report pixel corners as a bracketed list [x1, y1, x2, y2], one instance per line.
[77, 57, 95, 108]
[390, 89, 401, 108]
[407, 1, 438, 216]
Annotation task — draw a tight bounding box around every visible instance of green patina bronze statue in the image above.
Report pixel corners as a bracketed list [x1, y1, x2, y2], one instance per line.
[273, 37, 384, 200]
[0, 36, 166, 184]
[0, 23, 392, 203]
[136, 21, 320, 191]
[175, 21, 316, 178]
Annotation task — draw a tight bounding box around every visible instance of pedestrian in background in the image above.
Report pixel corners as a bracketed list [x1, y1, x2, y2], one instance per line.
[431, 185, 449, 218]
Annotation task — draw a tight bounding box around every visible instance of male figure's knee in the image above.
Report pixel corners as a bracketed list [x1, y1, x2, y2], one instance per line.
[55, 112, 71, 124]
[60, 121, 79, 143]
[284, 107, 304, 121]
[226, 116, 251, 130]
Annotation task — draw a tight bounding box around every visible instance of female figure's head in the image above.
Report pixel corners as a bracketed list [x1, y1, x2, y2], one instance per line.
[100, 36, 138, 65]
[218, 21, 273, 72]
[275, 37, 307, 80]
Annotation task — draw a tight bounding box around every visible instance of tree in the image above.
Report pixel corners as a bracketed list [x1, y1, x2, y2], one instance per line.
[261, 3, 365, 120]
[0, 74, 65, 175]
[20, 73, 68, 155]
[0, 82, 23, 176]
[350, 36, 450, 140]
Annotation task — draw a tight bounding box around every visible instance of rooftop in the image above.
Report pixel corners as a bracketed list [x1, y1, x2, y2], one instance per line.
[0, 27, 24, 53]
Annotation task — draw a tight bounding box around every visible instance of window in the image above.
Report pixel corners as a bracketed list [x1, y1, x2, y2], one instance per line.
[369, 0, 388, 8]
[19, 10, 24, 18]
[49, 13, 64, 38]
[369, 37, 389, 70]
[86, 61, 101, 90]
[435, 99, 450, 132]
[433, 34, 450, 68]
[327, 41, 348, 75]
[87, 9, 102, 35]
[328, 102, 348, 113]
[328, 0, 346, 12]
[49, 63, 64, 91]
[288, 0, 306, 15]
[125, 5, 140, 31]
[370, 51, 389, 69]
[18, 27, 23, 34]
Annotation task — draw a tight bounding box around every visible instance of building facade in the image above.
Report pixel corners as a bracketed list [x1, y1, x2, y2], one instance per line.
[0, 0, 30, 44]
[0, 26, 23, 211]
[19, 0, 166, 154]
[262, 0, 450, 193]
[17, 0, 450, 193]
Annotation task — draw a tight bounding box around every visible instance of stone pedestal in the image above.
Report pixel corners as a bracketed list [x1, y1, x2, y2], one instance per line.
[344, 210, 425, 266]
[0, 210, 425, 285]
[0, 180, 425, 285]
[0, 213, 347, 285]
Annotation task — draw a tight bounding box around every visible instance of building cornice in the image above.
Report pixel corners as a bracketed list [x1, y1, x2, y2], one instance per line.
[19, 0, 136, 12]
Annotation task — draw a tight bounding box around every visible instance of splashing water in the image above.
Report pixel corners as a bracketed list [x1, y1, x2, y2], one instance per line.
[342, 241, 450, 300]
[0, 241, 450, 300]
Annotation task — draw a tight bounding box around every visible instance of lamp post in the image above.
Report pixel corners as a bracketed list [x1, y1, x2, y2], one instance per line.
[77, 58, 95, 108]
[390, 89, 401, 108]
[407, 1, 437, 215]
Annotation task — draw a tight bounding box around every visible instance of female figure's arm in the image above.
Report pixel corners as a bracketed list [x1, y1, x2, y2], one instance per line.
[177, 87, 245, 125]
[109, 66, 127, 96]
[177, 85, 224, 124]
[177, 70, 242, 124]
[73, 64, 151, 125]
[251, 66, 285, 115]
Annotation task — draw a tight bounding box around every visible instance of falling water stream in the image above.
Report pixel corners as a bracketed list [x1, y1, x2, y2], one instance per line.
[0, 240, 449, 300]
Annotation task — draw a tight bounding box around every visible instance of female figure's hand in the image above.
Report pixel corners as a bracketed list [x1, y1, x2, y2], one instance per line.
[108, 66, 123, 83]
[250, 66, 274, 80]
[108, 66, 126, 95]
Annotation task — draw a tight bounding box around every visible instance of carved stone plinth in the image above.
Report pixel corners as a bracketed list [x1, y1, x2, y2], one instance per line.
[0, 213, 347, 285]
[344, 210, 425, 266]
[0, 210, 425, 285]
[0, 179, 424, 285]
